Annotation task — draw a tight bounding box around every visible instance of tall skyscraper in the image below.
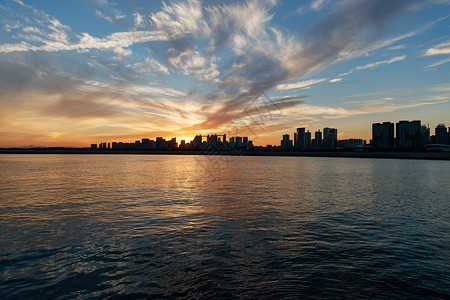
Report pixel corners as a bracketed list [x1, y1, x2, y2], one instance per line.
[372, 122, 394, 150]
[156, 137, 166, 150]
[236, 137, 243, 147]
[305, 130, 311, 150]
[323, 127, 337, 150]
[296, 128, 306, 150]
[435, 124, 448, 145]
[396, 120, 422, 150]
[243, 137, 249, 149]
[421, 125, 430, 146]
[314, 130, 322, 150]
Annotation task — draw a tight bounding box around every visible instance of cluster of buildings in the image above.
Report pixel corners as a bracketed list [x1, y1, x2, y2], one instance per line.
[94, 137, 178, 151]
[279, 120, 450, 151]
[280, 127, 350, 150]
[372, 121, 450, 151]
[91, 120, 449, 152]
[91, 134, 253, 151]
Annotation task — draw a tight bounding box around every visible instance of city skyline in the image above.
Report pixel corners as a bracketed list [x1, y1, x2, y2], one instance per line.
[1, 0, 450, 147]
[84, 119, 449, 152]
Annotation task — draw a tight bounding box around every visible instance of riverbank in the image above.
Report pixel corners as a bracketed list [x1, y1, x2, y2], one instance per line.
[1, 148, 450, 160]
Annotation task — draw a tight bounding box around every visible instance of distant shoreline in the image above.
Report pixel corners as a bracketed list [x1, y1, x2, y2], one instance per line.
[1, 148, 450, 160]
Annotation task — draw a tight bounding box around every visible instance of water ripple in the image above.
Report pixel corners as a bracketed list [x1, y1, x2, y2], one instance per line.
[0, 155, 449, 298]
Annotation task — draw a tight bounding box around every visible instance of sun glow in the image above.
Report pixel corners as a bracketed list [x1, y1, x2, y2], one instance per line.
[177, 136, 194, 143]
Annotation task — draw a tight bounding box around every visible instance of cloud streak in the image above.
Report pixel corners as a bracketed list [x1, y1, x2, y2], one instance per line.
[0, 30, 171, 53]
[424, 41, 450, 56]
[276, 79, 326, 91]
[355, 55, 406, 71]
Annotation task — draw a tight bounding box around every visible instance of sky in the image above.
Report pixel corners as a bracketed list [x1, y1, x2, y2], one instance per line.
[0, 0, 450, 147]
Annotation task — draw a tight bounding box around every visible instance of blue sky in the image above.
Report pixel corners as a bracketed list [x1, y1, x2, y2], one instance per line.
[0, 0, 449, 147]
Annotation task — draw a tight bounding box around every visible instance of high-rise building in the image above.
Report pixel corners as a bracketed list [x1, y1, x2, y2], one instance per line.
[305, 131, 311, 150]
[236, 136, 243, 147]
[296, 128, 306, 150]
[243, 137, 248, 148]
[323, 127, 337, 150]
[372, 122, 394, 150]
[421, 125, 430, 146]
[281, 134, 293, 148]
[156, 137, 166, 150]
[396, 120, 422, 150]
[435, 124, 448, 145]
[168, 137, 177, 149]
[314, 130, 322, 150]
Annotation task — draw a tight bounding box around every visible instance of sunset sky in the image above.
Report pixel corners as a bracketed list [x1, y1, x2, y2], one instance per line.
[1, 0, 450, 147]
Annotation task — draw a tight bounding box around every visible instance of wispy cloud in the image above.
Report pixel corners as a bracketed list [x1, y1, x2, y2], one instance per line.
[150, 0, 209, 39]
[96, 10, 113, 22]
[168, 48, 219, 80]
[276, 78, 326, 91]
[423, 40, 450, 56]
[132, 58, 170, 75]
[310, 0, 330, 11]
[0, 31, 171, 53]
[427, 57, 450, 68]
[344, 97, 394, 105]
[387, 44, 407, 50]
[355, 55, 406, 71]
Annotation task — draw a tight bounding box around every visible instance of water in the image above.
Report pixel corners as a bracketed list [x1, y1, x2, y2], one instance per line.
[0, 154, 449, 299]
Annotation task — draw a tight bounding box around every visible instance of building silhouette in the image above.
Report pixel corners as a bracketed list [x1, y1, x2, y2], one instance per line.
[281, 134, 293, 148]
[305, 131, 311, 150]
[396, 120, 422, 150]
[323, 127, 337, 150]
[421, 125, 430, 146]
[313, 130, 322, 150]
[296, 128, 306, 150]
[338, 139, 363, 149]
[435, 124, 448, 145]
[372, 122, 394, 150]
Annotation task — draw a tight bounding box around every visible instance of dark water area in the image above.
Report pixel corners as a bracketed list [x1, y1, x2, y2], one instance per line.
[0, 154, 449, 299]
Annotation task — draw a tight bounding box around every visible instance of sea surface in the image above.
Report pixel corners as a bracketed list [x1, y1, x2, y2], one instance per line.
[0, 154, 449, 299]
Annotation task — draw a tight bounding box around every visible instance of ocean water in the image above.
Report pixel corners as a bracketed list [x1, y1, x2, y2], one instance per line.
[0, 154, 449, 299]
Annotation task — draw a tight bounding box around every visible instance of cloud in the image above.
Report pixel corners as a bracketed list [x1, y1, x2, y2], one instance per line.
[355, 55, 406, 70]
[94, 0, 126, 22]
[156, 0, 423, 131]
[0, 30, 170, 53]
[329, 78, 342, 83]
[23, 27, 41, 34]
[133, 12, 146, 29]
[423, 41, 450, 56]
[426, 57, 450, 68]
[0, 1, 167, 54]
[276, 78, 326, 91]
[344, 97, 394, 105]
[387, 44, 407, 50]
[150, 0, 209, 38]
[132, 58, 170, 75]
[310, 0, 330, 11]
[96, 10, 113, 22]
[168, 48, 219, 80]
